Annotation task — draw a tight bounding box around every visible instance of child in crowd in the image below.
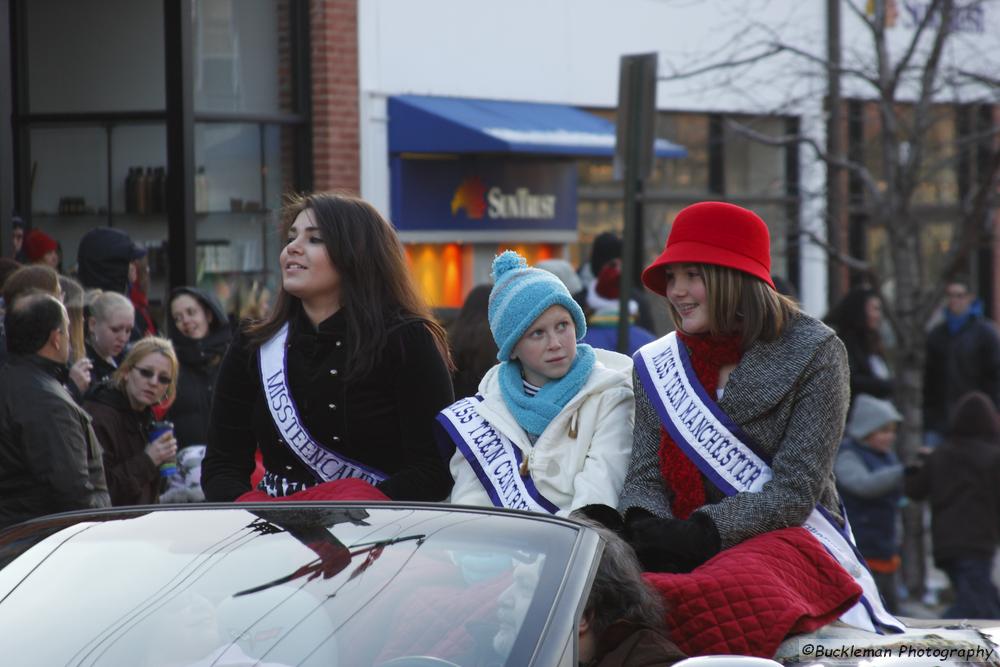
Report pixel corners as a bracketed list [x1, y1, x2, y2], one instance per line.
[835, 394, 904, 613]
[441, 251, 634, 518]
[906, 390, 1000, 619]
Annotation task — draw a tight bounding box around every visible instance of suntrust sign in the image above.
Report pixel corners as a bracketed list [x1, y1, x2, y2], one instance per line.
[391, 157, 576, 234]
[451, 176, 557, 220]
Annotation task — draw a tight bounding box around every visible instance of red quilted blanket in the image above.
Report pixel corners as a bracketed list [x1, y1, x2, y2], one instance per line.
[645, 527, 862, 658]
[235, 478, 391, 502]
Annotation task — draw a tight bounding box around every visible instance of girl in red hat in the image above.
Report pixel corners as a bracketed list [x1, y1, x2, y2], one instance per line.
[614, 201, 902, 635]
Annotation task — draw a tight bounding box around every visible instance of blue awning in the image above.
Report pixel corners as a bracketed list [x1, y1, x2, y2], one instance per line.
[388, 95, 686, 159]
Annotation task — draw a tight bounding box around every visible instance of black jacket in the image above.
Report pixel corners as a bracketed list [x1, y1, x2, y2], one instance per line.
[924, 315, 1000, 433]
[203, 306, 455, 502]
[83, 384, 160, 506]
[85, 340, 120, 392]
[837, 331, 892, 401]
[906, 392, 1000, 562]
[165, 287, 232, 449]
[0, 355, 110, 528]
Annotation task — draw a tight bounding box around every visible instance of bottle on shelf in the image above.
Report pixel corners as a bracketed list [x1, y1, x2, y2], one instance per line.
[144, 167, 155, 215]
[135, 167, 148, 215]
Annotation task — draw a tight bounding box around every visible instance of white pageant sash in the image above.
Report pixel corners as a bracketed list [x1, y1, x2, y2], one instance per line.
[258, 323, 387, 486]
[634, 333, 904, 634]
[436, 397, 559, 514]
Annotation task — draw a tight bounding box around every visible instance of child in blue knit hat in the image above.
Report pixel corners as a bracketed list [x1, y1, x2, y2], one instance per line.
[436, 251, 634, 519]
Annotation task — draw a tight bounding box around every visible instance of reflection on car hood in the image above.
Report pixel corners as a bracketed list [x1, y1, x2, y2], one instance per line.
[0, 504, 586, 667]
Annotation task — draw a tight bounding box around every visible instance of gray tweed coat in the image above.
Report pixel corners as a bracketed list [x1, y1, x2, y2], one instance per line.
[618, 313, 850, 549]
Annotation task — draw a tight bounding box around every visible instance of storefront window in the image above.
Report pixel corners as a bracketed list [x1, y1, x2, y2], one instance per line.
[194, 121, 289, 318]
[194, 0, 291, 114]
[858, 101, 960, 206]
[723, 117, 787, 197]
[913, 107, 959, 205]
[26, 0, 165, 113]
[647, 113, 709, 194]
[865, 218, 954, 297]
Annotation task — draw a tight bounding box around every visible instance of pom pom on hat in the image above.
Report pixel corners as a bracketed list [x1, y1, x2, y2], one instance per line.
[491, 250, 526, 282]
[488, 251, 587, 361]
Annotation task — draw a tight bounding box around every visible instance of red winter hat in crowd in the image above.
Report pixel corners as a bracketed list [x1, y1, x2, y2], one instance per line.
[24, 229, 58, 262]
[642, 201, 775, 295]
[595, 259, 622, 299]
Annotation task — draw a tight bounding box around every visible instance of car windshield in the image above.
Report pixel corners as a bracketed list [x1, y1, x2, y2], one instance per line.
[0, 505, 580, 667]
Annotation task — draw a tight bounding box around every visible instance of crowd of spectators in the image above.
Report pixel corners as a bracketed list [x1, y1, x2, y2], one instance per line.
[0, 225, 229, 530]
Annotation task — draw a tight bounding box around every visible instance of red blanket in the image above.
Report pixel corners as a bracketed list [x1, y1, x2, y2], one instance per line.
[235, 478, 391, 503]
[645, 527, 862, 658]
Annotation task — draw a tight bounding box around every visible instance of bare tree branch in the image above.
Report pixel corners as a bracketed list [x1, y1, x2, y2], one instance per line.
[798, 227, 874, 274]
[723, 119, 886, 204]
[658, 44, 787, 82]
[890, 0, 947, 93]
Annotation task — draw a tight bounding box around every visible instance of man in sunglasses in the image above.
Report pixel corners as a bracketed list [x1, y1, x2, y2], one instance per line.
[924, 278, 1000, 448]
[0, 293, 110, 529]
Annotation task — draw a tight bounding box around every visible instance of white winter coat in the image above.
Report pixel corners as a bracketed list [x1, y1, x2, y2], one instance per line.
[448, 348, 635, 516]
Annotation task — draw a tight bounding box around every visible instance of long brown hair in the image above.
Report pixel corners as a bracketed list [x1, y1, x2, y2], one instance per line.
[246, 192, 453, 380]
[58, 275, 86, 362]
[664, 263, 799, 349]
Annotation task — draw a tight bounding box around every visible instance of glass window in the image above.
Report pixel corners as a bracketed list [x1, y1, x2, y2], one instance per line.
[29, 127, 108, 216]
[262, 125, 297, 212]
[647, 113, 710, 194]
[194, 0, 291, 114]
[195, 123, 262, 213]
[723, 117, 787, 197]
[195, 122, 283, 320]
[26, 0, 165, 112]
[913, 107, 959, 205]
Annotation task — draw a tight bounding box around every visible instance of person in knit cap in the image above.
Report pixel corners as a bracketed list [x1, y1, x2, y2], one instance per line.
[905, 390, 1000, 619]
[23, 228, 60, 269]
[581, 259, 656, 356]
[611, 201, 900, 632]
[440, 250, 634, 519]
[77, 227, 151, 341]
[835, 394, 905, 613]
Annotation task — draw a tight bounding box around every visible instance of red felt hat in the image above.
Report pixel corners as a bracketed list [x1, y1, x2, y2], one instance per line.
[24, 229, 58, 263]
[642, 201, 775, 295]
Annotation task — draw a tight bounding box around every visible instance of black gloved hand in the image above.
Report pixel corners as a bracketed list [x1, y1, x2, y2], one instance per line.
[624, 511, 722, 573]
[571, 504, 625, 534]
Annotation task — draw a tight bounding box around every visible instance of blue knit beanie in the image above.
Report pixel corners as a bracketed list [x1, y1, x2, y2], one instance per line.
[488, 251, 587, 361]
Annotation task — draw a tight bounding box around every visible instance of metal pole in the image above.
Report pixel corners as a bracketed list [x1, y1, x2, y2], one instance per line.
[617, 59, 642, 355]
[826, 0, 844, 303]
[0, 0, 14, 258]
[164, 0, 197, 288]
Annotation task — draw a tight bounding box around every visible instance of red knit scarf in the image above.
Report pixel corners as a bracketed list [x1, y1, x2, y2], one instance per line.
[657, 331, 743, 518]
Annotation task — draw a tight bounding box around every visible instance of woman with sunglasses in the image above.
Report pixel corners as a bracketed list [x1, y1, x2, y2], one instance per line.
[84, 337, 179, 506]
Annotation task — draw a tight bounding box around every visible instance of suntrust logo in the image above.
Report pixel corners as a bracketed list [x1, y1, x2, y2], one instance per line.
[451, 176, 557, 220]
[451, 176, 487, 219]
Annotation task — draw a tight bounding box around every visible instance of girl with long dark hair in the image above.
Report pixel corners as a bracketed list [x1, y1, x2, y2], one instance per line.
[202, 193, 455, 501]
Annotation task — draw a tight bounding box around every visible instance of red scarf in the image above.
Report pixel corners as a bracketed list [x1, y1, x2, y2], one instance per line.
[657, 331, 743, 518]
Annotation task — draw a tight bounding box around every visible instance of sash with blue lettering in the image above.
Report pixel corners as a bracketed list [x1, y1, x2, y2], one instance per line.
[435, 397, 559, 514]
[634, 332, 904, 633]
[259, 323, 387, 486]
